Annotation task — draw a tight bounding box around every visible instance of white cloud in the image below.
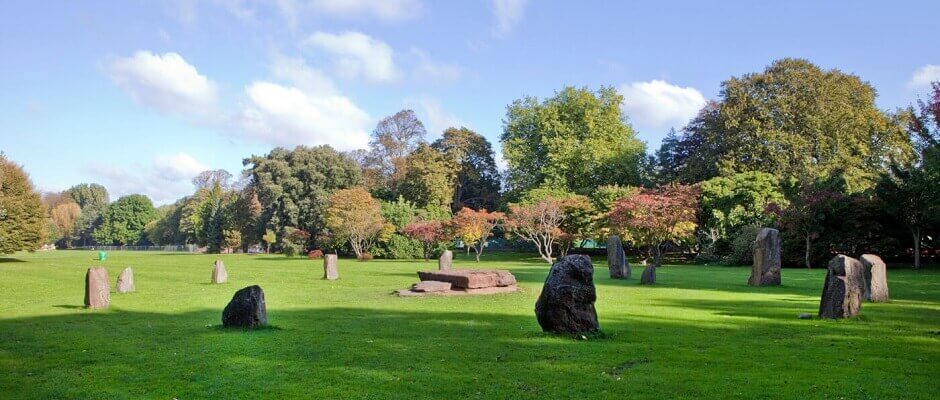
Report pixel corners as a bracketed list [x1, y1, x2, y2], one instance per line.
[493, 0, 528, 35]
[270, 54, 337, 94]
[619, 80, 706, 129]
[84, 152, 210, 205]
[303, 31, 401, 83]
[410, 48, 460, 83]
[237, 81, 371, 150]
[404, 96, 465, 137]
[909, 65, 940, 89]
[107, 51, 218, 119]
[276, 0, 422, 28]
[153, 153, 209, 181]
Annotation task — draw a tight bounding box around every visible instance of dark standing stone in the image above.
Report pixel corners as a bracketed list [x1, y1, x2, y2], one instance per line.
[819, 255, 864, 319]
[84, 267, 110, 309]
[116, 267, 135, 293]
[534, 254, 599, 333]
[607, 235, 630, 279]
[860, 254, 889, 302]
[323, 254, 338, 280]
[748, 228, 781, 286]
[222, 285, 268, 328]
[211, 260, 228, 284]
[640, 265, 656, 285]
[438, 250, 453, 271]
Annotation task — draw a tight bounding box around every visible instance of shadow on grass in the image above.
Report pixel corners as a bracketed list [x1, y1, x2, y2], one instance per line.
[0, 257, 27, 263]
[1, 300, 937, 399]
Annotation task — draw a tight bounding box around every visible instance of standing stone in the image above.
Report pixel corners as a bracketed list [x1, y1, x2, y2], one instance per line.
[860, 254, 889, 302]
[323, 254, 338, 280]
[819, 255, 864, 319]
[640, 265, 656, 285]
[222, 285, 267, 328]
[607, 235, 630, 279]
[116, 267, 135, 293]
[84, 267, 110, 309]
[211, 260, 228, 284]
[748, 228, 781, 286]
[534, 255, 599, 333]
[438, 250, 453, 271]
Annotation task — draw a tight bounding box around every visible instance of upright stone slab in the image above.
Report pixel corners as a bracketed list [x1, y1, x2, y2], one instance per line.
[222, 285, 267, 328]
[211, 260, 228, 284]
[860, 254, 889, 302]
[640, 265, 656, 285]
[607, 235, 630, 279]
[748, 228, 781, 286]
[438, 250, 453, 271]
[534, 255, 599, 333]
[116, 267, 135, 293]
[323, 254, 338, 280]
[819, 255, 864, 319]
[84, 267, 110, 309]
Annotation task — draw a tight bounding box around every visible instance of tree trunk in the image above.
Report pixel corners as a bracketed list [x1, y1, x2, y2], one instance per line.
[475, 245, 482, 262]
[913, 227, 921, 269]
[804, 234, 812, 269]
[653, 243, 664, 268]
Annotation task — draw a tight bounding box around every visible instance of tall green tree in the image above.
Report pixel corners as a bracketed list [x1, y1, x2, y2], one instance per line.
[244, 145, 362, 249]
[66, 183, 109, 245]
[0, 155, 45, 253]
[431, 127, 502, 211]
[501, 86, 646, 198]
[397, 144, 456, 209]
[92, 194, 157, 245]
[682, 59, 912, 192]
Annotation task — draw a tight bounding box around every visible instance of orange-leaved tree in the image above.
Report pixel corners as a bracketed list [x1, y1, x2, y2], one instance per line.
[401, 219, 451, 261]
[452, 207, 503, 262]
[325, 187, 388, 260]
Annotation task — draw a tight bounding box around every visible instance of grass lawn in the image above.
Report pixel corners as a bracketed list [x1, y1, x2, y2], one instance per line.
[0, 250, 937, 399]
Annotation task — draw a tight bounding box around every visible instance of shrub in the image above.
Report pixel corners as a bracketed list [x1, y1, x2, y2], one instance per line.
[722, 225, 762, 265]
[307, 249, 323, 259]
[282, 243, 299, 257]
[371, 234, 423, 259]
[358, 252, 373, 261]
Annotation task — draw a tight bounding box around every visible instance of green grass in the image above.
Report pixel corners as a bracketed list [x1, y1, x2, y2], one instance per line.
[0, 251, 938, 399]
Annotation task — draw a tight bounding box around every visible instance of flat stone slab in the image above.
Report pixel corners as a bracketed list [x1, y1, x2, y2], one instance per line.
[416, 269, 516, 289]
[397, 285, 518, 297]
[411, 280, 452, 292]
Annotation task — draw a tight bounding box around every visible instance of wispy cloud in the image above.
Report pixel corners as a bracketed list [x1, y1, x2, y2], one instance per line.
[619, 80, 706, 129]
[492, 0, 528, 35]
[908, 65, 940, 89]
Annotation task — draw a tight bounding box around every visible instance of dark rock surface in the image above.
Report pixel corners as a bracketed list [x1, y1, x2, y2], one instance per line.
[607, 235, 630, 279]
[819, 255, 863, 319]
[222, 285, 268, 328]
[534, 255, 599, 333]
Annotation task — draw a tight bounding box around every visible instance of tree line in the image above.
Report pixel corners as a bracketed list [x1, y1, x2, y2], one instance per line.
[1, 58, 937, 268]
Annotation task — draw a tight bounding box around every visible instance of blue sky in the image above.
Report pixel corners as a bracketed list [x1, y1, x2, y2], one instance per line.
[2, 0, 938, 205]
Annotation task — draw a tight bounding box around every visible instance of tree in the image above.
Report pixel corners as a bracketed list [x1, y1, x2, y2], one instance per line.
[222, 229, 241, 252]
[0, 155, 45, 253]
[505, 198, 567, 264]
[401, 219, 450, 261]
[231, 187, 262, 251]
[683, 59, 912, 192]
[501, 86, 646, 198]
[699, 172, 786, 259]
[767, 184, 843, 268]
[652, 103, 723, 184]
[608, 185, 699, 281]
[50, 201, 82, 247]
[452, 207, 503, 262]
[244, 145, 362, 249]
[262, 229, 276, 253]
[325, 188, 387, 259]
[431, 127, 502, 211]
[589, 185, 639, 215]
[398, 144, 456, 209]
[360, 109, 427, 197]
[66, 183, 109, 246]
[145, 202, 185, 245]
[92, 194, 158, 245]
[192, 169, 233, 190]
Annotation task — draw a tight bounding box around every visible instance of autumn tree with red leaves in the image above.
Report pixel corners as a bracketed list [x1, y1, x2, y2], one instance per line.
[608, 184, 699, 284]
[401, 219, 451, 261]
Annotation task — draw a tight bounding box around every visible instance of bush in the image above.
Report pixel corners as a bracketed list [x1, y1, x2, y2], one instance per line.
[722, 225, 762, 265]
[307, 249, 323, 259]
[370, 233, 423, 259]
[358, 252, 373, 261]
